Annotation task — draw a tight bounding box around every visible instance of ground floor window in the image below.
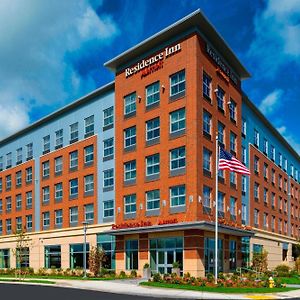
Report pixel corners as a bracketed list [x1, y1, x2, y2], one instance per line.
[253, 244, 263, 254]
[149, 237, 183, 275]
[125, 240, 138, 270]
[241, 237, 250, 267]
[282, 243, 288, 261]
[70, 243, 89, 269]
[0, 249, 10, 268]
[204, 238, 223, 275]
[229, 240, 237, 271]
[45, 245, 61, 269]
[97, 234, 115, 270]
[16, 247, 30, 268]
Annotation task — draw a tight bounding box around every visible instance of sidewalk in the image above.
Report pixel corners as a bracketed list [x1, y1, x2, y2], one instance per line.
[1, 277, 300, 299]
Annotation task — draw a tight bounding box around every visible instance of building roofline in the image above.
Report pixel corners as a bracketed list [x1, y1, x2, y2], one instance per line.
[243, 92, 300, 162]
[0, 81, 115, 147]
[104, 9, 250, 79]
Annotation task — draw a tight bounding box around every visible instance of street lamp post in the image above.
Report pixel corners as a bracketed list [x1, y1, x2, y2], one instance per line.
[82, 221, 89, 279]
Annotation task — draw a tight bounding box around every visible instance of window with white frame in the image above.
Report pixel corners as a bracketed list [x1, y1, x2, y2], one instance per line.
[16, 217, 22, 232]
[203, 148, 211, 172]
[124, 194, 136, 214]
[170, 185, 185, 207]
[279, 153, 282, 167]
[271, 169, 275, 184]
[218, 192, 224, 213]
[217, 86, 224, 110]
[263, 213, 268, 228]
[229, 99, 236, 121]
[84, 145, 94, 164]
[124, 126, 136, 148]
[0, 178, 2, 192]
[103, 169, 114, 188]
[55, 129, 63, 148]
[230, 197, 236, 216]
[291, 164, 294, 177]
[254, 156, 259, 173]
[218, 122, 225, 144]
[254, 130, 259, 147]
[42, 186, 50, 203]
[0, 200, 2, 213]
[146, 190, 160, 210]
[242, 119, 247, 136]
[103, 138, 114, 158]
[170, 70, 185, 97]
[55, 156, 63, 174]
[84, 204, 94, 222]
[202, 72, 211, 99]
[271, 216, 275, 230]
[103, 200, 114, 218]
[6, 152, 12, 168]
[26, 215, 32, 230]
[26, 167, 32, 183]
[230, 171, 236, 185]
[242, 146, 246, 164]
[55, 209, 63, 226]
[263, 138, 268, 155]
[124, 160, 136, 181]
[16, 194, 22, 210]
[254, 182, 259, 199]
[146, 117, 160, 141]
[6, 219, 11, 233]
[6, 175, 11, 190]
[242, 204, 247, 223]
[0, 156, 3, 170]
[203, 185, 211, 208]
[55, 182, 63, 200]
[103, 106, 114, 127]
[84, 174, 94, 193]
[271, 192, 275, 207]
[170, 108, 185, 134]
[42, 161, 50, 177]
[0, 220, 2, 234]
[69, 178, 78, 196]
[43, 211, 50, 228]
[203, 110, 211, 136]
[146, 82, 160, 106]
[230, 131, 236, 152]
[69, 206, 78, 224]
[70, 122, 78, 142]
[170, 146, 186, 171]
[124, 92, 136, 116]
[263, 188, 268, 204]
[16, 171, 22, 187]
[69, 150, 78, 169]
[26, 191, 32, 208]
[84, 115, 94, 136]
[16, 148, 22, 163]
[284, 157, 288, 171]
[146, 154, 160, 176]
[43, 135, 50, 152]
[271, 145, 275, 161]
[242, 176, 247, 193]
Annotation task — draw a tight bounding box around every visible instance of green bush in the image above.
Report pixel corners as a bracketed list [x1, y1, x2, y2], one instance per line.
[206, 272, 214, 282]
[130, 270, 137, 278]
[119, 270, 126, 278]
[152, 272, 162, 282]
[143, 263, 150, 269]
[275, 264, 290, 277]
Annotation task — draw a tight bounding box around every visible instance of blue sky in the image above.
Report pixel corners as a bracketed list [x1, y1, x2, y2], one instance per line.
[0, 0, 299, 153]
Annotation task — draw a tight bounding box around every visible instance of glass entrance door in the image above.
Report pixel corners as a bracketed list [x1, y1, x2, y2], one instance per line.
[204, 238, 223, 275]
[157, 250, 175, 274]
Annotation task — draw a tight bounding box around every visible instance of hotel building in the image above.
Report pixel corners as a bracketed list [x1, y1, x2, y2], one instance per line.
[0, 10, 299, 276]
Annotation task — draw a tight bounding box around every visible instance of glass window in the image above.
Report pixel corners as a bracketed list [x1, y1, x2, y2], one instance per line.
[43, 211, 50, 228]
[279, 153, 282, 167]
[124, 160, 136, 181]
[242, 146, 246, 164]
[230, 131, 236, 152]
[6, 175, 11, 190]
[124, 92, 136, 116]
[84, 145, 94, 164]
[55, 209, 63, 226]
[254, 130, 259, 147]
[0, 156, 3, 170]
[45, 245, 61, 269]
[6, 152, 12, 168]
[97, 234, 116, 270]
[26, 167, 32, 183]
[69, 150, 78, 169]
[43, 135, 50, 152]
[124, 126, 136, 148]
[263, 139, 268, 155]
[264, 188, 268, 203]
[16, 148, 22, 163]
[170, 70, 185, 97]
[218, 192, 224, 213]
[170, 146, 185, 170]
[69, 206, 78, 224]
[42, 161, 50, 177]
[271, 145, 275, 161]
[6, 219, 12, 233]
[203, 110, 211, 135]
[254, 209, 259, 226]
[16, 247, 29, 268]
[16, 171, 22, 187]
[229, 99, 236, 121]
[84, 174, 94, 193]
[146, 117, 160, 141]
[170, 185, 185, 207]
[69, 178, 78, 196]
[125, 240, 138, 270]
[203, 148, 211, 172]
[0, 200, 2, 213]
[242, 176, 247, 193]
[54, 156, 63, 174]
[85, 204, 94, 222]
[103, 169, 114, 188]
[84, 115, 94, 136]
[254, 156, 259, 173]
[124, 194, 136, 214]
[242, 119, 247, 136]
[229, 240, 237, 271]
[218, 122, 225, 144]
[103, 138, 114, 158]
[55, 129, 63, 148]
[16, 194, 22, 210]
[70, 243, 89, 269]
[253, 244, 263, 254]
[26, 191, 32, 208]
[0, 220, 2, 234]
[203, 72, 211, 98]
[170, 108, 185, 133]
[203, 186, 211, 208]
[103, 200, 114, 218]
[146, 189, 160, 210]
[6, 197, 11, 212]
[146, 82, 160, 106]
[103, 106, 114, 127]
[146, 154, 160, 176]
[242, 204, 247, 223]
[254, 182, 259, 199]
[263, 213, 268, 228]
[230, 197, 236, 216]
[16, 216, 22, 232]
[55, 182, 63, 200]
[42, 186, 50, 203]
[217, 87, 224, 110]
[70, 122, 78, 142]
[0, 249, 10, 268]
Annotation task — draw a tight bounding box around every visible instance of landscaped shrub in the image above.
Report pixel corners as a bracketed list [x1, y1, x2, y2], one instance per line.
[275, 264, 290, 277]
[130, 270, 137, 278]
[252, 250, 268, 273]
[152, 272, 162, 282]
[119, 270, 126, 278]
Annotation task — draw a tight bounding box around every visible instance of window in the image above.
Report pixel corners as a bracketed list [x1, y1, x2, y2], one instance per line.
[0, 200, 2, 213]
[0, 220, 2, 235]
[146, 117, 160, 141]
[218, 122, 225, 144]
[242, 204, 247, 224]
[278, 174, 283, 189]
[254, 182, 259, 199]
[271, 216, 275, 231]
[271, 192, 275, 208]
[84, 115, 94, 136]
[84, 145, 94, 164]
[170, 108, 186, 134]
[0, 178, 2, 192]
[254, 156, 259, 173]
[254, 209, 259, 226]
[146, 154, 160, 176]
[170, 185, 185, 207]
[203, 148, 211, 173]
[271, 145, 275, 161]
[146, 81, 160, 106]
[16, 148, 22, 163]
[218, 192, 224, 213]
[26, 215, 32, 230]
[263, 139, 268, 155]
[242, 146, 246, 164]
[43, 135, 50, 152]
[242, 119, 247, 136]
[230, 171, 236, 185]
[69, 178, 78, 197]
[6, 152, 12, 168]
[124, 126, 136, 148]
[69, 206, 78, 224]
[70, 122, 78, 142]
[146, 190, 160, 210]
[229, 99, 236, 121]
[170, 146, 186, 171]
[55, 129, 63, 148]
[203, 110, 211, 136]
[124, 194, 136, 214]
[25, 167, 32, 183]
[43, 211, 50, 228]
[279, 153, 282, 167]
[124, 92, 136, 116]
[229, 240, 237, 271]
[0, 157, 3, 170]
[230, 131, 236, 152]
[0, 249, 10, 268]
[103, 106, 114, 128]
[69, 150, 78, 169]
[254, 130, 259, 147]
[125, 240, 138, 270]
[45, 245, 61, 269]
[203, 186, 211, 208]
[26, 191, 32, 208]
[16, 171, 22, 187]
[84, 204, 94, 222]
[42, 186, 50, 203]
[103, 169, 114, 188]
[6, 175, 11, 190]
[16, 247, 29, 268]
[230, 197, 236, 217]
[103, 200, 114, 218]
[203, 72, 211, 99]
[6, 219, 12, 233]
[170, 70, 185, 97]
[291, 164, 294, 177]
[6, 197, 11, 212]
[217, 87, 225, 110]
[263, 188, 268, 204]
[271, 169, 275, 184]
[103, 138, 114, 158]
[54, 156, 63, 174]
[263, 163, 268, 179]
[97, 234, 116, 270]
[16, 194, 22, 210]
[42, 161, 50, 177]
[242, 176, 247, 193]
[55, 209, 63, 226]
[284, 157, 288, 171]
[84, 174, 94, 193]
[70, 243, 89, 269]
[124, 160, 136, 182]
[55, 182, 63, 200]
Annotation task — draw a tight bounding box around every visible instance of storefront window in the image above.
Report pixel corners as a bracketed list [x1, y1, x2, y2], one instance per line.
[229, 240, 237, 271]
[70, 243, 89, 269]
[97, 234, 115, 270]
[0, 249, 10, 268]
[241, 237, 250, 267]
[253, 244, 263, 254]
[125, 240, 138, 270]
[16, 247, 30, 268]
[45, 245, 61, 269]
[204, 238, 223, 275]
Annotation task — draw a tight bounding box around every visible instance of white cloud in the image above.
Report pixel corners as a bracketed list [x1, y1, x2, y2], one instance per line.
[276, 125, 300, 154]
[258, 89, 283, 115]
[0, 0, 119, 139]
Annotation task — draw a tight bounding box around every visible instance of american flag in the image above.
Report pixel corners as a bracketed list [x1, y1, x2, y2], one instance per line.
[219, 147, 250, 176]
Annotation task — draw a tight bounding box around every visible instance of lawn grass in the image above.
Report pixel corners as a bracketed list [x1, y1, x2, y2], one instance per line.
[0, 274, 115, 281]
[140, 281, 298, 294]
[0, 278, 56, 284]
[278, 277, 300, 284]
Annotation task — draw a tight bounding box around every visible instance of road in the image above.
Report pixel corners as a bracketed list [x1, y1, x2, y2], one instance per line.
[0, 283, 173, 300]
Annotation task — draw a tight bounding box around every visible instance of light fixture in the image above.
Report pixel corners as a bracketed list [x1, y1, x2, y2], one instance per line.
[189, 195, 193, 203]
[117, 207, 121, 214]
[214, 88, 218, 93]
[198, 196, 202, 203]
[138, 95, 142, 103]
[227, 206, 230, 212]
[162, 200, 166, 207]
[140, 203, 143, 210]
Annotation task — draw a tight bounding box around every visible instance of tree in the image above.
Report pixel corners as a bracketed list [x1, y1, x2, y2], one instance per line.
[252, 250, 268, 273]
[11, 230, 31, 280]
[88, 246, 107, 277]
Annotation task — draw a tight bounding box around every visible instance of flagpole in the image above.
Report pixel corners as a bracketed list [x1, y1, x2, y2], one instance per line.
[215, 134, 219, 285]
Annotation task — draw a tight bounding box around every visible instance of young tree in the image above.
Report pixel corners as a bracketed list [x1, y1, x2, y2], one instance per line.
[252, 250, 268, 273]
[88, 246, 107, 277]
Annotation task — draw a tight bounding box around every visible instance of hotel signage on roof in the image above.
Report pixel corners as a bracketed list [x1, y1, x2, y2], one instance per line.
[125, 43, 181, 78]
